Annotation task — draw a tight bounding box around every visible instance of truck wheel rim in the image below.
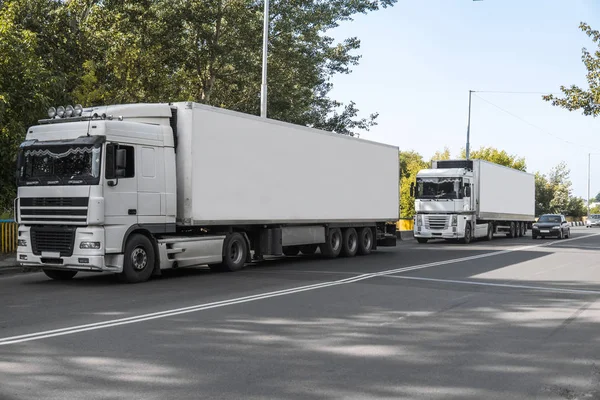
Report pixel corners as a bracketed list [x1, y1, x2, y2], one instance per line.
[131, 247, 148, 271]
[230, 241, 243, 264]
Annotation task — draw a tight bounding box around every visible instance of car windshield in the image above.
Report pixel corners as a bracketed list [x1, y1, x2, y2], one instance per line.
[538, 215, 561, 223]
[18, 144, 102, 186]
[590, 215, 600, 220]
[416, 177, 463, 200]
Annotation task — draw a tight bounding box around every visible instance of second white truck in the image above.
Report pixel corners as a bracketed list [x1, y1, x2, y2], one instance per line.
[412, 159, 535, 243]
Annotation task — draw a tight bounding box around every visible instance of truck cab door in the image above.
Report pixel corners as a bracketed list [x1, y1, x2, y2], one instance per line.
[463, 179, 473, 212]
[104, 143, 138, 253]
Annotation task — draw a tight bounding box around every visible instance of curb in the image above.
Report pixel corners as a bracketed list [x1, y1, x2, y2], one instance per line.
[396, 231, 414, 241]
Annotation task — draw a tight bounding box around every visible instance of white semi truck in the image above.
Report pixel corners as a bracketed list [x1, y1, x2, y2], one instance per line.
[412, 159, 534, 244]
[15, 102, 399, 283]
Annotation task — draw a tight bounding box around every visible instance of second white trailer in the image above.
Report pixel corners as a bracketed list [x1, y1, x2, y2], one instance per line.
[413, 159, 535, 244]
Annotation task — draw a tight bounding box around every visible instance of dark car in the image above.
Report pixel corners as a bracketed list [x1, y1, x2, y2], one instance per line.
[532, 214, 570, 239]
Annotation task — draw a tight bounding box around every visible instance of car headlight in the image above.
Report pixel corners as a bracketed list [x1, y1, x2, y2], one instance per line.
[80, 241, 101, 249]
[552, 226, 560, 230]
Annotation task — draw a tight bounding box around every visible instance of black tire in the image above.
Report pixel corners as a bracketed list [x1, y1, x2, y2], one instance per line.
[485, 223, 493, 241]
[341, 228, 358, 257]
[506, 222, 516, 238]
[461, 223, 472, 244]
[357, 227, 374, 255]
[43, 269, 78, 281]
[520, 222, 526, 237]
[299, 244, 318, 255]
[516, 222, 522, 237]
[416, 238, 429, 244]
[532, 235, 537, 239]
[282, 246, 300, 256]
[567, 228, 570, 238]
[218, 232, 247, 272]
[119, 234, 155, 283]
[320, 228, 342, 258]
[558, 230, 564, 240]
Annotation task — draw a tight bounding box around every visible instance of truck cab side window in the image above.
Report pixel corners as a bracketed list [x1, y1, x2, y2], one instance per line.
[106, 144, 135, 179]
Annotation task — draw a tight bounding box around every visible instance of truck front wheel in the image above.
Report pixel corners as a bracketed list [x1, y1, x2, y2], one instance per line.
[283, 246, 300, 256]
[119, 234, 155, 283]
[416, 238, 428, 244]
[43, 269, 78, 281]
[357, 227, 373, 255]
[321, 228, 342, 258]
[462, 223, 472, 244]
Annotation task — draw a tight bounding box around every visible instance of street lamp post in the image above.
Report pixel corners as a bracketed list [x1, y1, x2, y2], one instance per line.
[466, 90, 473, 160]
[589, 153, 592, 218]
[260, 0, 269, 118]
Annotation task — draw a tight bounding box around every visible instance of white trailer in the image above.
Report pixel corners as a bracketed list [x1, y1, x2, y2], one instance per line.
[412, 159, 534, 244]
[15, 102, 399, 283]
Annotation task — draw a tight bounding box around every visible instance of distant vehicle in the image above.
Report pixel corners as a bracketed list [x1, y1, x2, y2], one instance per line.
[411, 159, 535, 244]
[586, 214, 600, 228]
[532, 214, 570, 239]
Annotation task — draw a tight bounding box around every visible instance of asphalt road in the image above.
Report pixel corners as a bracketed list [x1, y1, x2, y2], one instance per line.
[1, 228, 600, 400]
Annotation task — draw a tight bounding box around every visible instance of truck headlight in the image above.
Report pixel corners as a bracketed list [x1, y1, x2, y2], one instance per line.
[532, 224, 538, 229]
[451, 215, 457, 226]
[80, 241, 101, 249]
[18, 239, 27, 247]
[417, 216, 422, 227]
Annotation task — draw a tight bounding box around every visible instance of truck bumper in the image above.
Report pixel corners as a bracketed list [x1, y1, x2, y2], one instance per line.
[16, 225, 123, 273]
[414, 229, 461, 239]
[16, 253, 120, 272]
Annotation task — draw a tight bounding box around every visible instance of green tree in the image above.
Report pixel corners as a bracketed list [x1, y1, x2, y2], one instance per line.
[543, 23, 600, 115]
[547, 162, 572, 213]
[399, 150, 427, 218]
[566, 196, 587, 218]
[590, 205, 600, 214]
[74, 0, 395, 135]
[535, 172, 553, 216]
[431, 147, 451, 161]
[0, 0, 82, 213]
[459, 146, 526, 171]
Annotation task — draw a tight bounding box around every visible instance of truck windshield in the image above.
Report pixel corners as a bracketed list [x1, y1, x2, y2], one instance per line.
[18, 144, 102, 186]
[416, 177, 463, 200]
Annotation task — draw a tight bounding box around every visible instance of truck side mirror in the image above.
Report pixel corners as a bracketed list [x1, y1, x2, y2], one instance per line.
[410, 182, 415, 197]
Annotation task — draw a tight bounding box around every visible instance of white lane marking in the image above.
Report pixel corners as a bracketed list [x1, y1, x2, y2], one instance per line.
[1, 232, 599, 346]
[383, 275, 600, 295]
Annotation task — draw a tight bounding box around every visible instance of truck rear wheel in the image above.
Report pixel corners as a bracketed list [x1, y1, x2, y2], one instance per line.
[506, 222, 516, 238]
[43, 269, 78, 281]
[283, 246, 300, 256]
[416, 238, 428, 244]
[218, 232, 247, 272]
[320, 228, 342, 258]
[119, 234, 155, 284]
[517, 222, 523, 237]
[299, 244, 318, 255]
[341, 228, 358, 257]
[521, 222, 526, 236]
[357, 227, 373, 255]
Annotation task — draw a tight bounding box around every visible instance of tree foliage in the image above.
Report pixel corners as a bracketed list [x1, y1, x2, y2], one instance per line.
[459, 146, 526, 171]
[534, 162, 575, 216]
[0, 0, 396, 213]
[543, 22, 600, 116]
[399, 150, 427, 218]
[431, 147, 450, 161]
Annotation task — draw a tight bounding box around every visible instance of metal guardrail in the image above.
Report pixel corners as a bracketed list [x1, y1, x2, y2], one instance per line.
[0, 220, 17, 253]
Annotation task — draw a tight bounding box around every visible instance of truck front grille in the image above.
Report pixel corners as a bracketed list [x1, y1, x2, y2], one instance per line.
[425, 215, 448, 230]
[19, 197, 88, 224]
[31, 227, 76, 257]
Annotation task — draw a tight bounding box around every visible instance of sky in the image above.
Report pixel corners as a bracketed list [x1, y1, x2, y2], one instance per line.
[328, 0, 600, 199]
